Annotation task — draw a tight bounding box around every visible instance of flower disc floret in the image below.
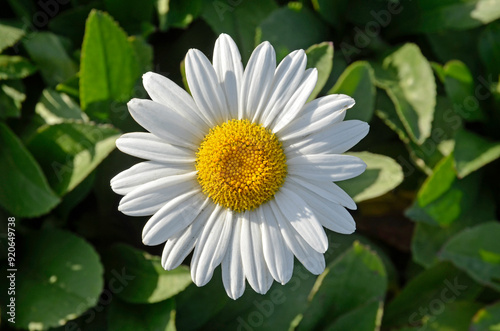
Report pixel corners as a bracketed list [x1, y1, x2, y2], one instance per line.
[196, 119, 287, 212]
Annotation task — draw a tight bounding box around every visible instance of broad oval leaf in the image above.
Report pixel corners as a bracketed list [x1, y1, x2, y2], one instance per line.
[16, 228, 104, 330]
[306, 42, 333, 102]
[372, 43, 436, 144]
[440, 222, 500, 292]
[329, 61, 375, 122]
[26, 122, 120, 196]
[454, 129, 500, 179]
[337, 152, 404, 203]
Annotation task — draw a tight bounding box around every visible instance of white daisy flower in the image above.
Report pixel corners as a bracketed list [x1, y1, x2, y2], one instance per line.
[111, 33, 369, 299]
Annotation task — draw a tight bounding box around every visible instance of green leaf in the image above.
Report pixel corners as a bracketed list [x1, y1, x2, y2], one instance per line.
[372, 43, 436, 144]
[383, 262, 482, 328]
[329, 61, 375, 122]
[297, 242, 387, 331]
[108, 298, 176, 331]
[471, 301, 500, 331]
[80, 10, 142, 120]
[440, 222, 500, 292]
[0, 123, 60, 217]
[104, 244, 192, 303]
[22, 32, 78, 87]
[479, 22, 500, 78]
[0, 21, 25, 53]
[377, 92, 462, 173]
[305, 42, 333, 101]
[454, 129, 500, 178]
[159, 0, 203, 31]
[443, 60, 484, 122]
[337, 152, 404, 203]
[26, 122, 120, 196]
[201, 0, 278, 62]
[412, 191, 495, 268]
[15, 228, 103, 330]
[35, 89, 88, 125]
[421, 301, 483, 331]
[0, 55, 36, 80]
[0, 80, 25, 119]
[56, 74, 80, 99]
[390, 0, 500, 35]
[104, 0, 155, 35]
[406, 154, 481, 227]
[256, 3, 329, 61]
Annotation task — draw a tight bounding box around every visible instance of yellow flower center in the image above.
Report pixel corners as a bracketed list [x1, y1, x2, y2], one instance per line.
[196, 119, 287, 212]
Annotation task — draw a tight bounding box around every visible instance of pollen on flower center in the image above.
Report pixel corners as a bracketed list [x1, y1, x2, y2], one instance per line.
[195, 119, 287, 212]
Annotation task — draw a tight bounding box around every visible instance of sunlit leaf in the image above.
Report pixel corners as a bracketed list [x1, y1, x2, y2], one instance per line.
[306, 42, 333, 101]
[80, 10, 141, 120]
[440, 222, 500, 292]
[338, 152, 403, 203]
[27, 122, 120, 196]
[329, 61, 375, 122]
[454, 129, 500, 178]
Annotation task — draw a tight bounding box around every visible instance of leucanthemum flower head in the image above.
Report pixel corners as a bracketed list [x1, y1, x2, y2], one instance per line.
[111, 33, 369, 299]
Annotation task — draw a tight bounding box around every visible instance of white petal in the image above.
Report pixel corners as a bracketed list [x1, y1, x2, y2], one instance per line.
[272, 68, 318, 133]
[288, 175, 356, 210]
[116, 133, 195, 164]
[258, 50, 307, 125]
[239, 41, 276, 120]
[142, 71, 210, 131]
[222, 213, 246, 300]
[142, 190, 207, 245]
[161, 199, 214, 270]
[288, 154, 367, 182]
[291, 120, 369, 154]
[213, 34, 243, 120]
[289, 181, 356, 234]
[186, 49, 229, 125]
[111, 161, 194, 195]
[127, 98, 203, 148]
[270, 200, 325, 275]
[191, 206, 233, 286]
[259, 204, 293, 284]
[118, 172, 198, 216]
[273, 184, 328, 253]
[240, 210, 273, 294]
[279, 94, 354, 142]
